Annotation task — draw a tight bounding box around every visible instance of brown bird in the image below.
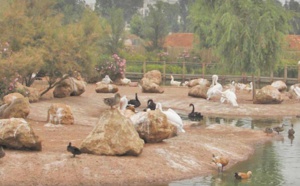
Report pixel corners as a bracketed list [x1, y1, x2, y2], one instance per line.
[0, 146, 5, 159]
[103, 93, 121, 109]
[273, 124, 284, 135]
[235, 171, 252, 179]
[264, 127, 273, 135]
[288, 124, 295, 136]
[212, 154, 229, 172]
[67, 142, 81, 158]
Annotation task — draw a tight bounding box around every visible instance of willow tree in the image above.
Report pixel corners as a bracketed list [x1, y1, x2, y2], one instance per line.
[190, 0, 292, 75]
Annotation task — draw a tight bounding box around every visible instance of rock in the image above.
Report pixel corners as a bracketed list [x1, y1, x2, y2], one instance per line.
[271, 80, 287, 92]
[31, 79, 54, 100]
[188, 84, 209, 99]
[288, 83, 300, 99]
[53, 77, 86, 98]
[0, 95, 30, 119]
[254, 85, 283, 104]
[130, 110, 177, 143]
[80, 109, 144, 156]
[0, 118, 42, 150]
[140, 70, 164, 93]
[15, 82, 40, 102]
[95, 82, 119, 93]
[2, 92, 24, 105]
[47, 103, 74, 125]
[187, 78, 210, 87]
[143, 70, 162, 85]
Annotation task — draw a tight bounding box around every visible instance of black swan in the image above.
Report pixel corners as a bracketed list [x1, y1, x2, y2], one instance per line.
[128, 93, 141, 108]
[188, 103, 203, 121]
[67, 142, 81, 157]
[143, 99, 156, 111]
[103, 93, 121, 109]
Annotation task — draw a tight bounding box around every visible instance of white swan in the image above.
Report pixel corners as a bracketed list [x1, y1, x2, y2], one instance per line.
[155, 103, 185, 133]
[220, 89, 238, 107]
[170, 75, 181, 86]
[207, 74, 222, 100]
[101, 75, 113, 84]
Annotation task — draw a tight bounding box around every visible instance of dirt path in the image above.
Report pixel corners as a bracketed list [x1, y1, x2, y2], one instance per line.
[0, 84, 298, 186]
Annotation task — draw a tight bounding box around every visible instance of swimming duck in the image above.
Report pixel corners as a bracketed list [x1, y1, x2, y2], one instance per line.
[288, 123, 295, 136]
[273, 124, 285, 135]
[235, 171, 252, 179]
[264, 127, 273, 135]
[188, 103, 203, 121]
[103, 93, 121, 109]
[128, 93, 141, 108]
[67, 142, 81, 158]
[212, 154, 229, 172]
[143, 99, 156, 111]
[0, 146, 5, 159]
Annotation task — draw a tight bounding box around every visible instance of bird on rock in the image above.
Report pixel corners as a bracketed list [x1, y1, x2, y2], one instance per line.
[235, 171, 252, 179]
[103, 93, 121, 109]
[67, 142, 81, 158]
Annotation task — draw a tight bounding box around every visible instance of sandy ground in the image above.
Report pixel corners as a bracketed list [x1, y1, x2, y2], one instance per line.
[0, 84, 299, 186]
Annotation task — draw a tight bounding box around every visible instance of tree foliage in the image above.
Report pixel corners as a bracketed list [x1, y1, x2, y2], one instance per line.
[190, 0, 293, 74]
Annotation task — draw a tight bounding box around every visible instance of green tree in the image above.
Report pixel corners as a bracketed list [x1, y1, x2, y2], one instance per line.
[190, 0, 292, 74]
[284, 0, 300, 34]
[130, 13, 144, 38]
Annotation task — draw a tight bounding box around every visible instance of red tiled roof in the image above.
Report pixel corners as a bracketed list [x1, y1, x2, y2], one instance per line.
[164, 33, 194, 48]
[286, 35, 300, 51]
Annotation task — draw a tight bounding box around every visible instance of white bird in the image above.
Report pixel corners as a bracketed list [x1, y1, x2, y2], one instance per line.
[120, 77, 131, 85]
[119, 95, 135, 117]
[155, 102, 185, 133]
[220, 89, 238, 107]
[101, 75, 113, 84]
[170, 75, 181, 86]
[207, 75, 222, 100]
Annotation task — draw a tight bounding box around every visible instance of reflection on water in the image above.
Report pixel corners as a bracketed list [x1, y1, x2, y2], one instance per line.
[167, 116, 300, 186]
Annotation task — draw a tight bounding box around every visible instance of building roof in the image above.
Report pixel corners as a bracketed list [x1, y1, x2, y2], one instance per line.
[286, 35, 300, 51]
[164, 33, 194, 48]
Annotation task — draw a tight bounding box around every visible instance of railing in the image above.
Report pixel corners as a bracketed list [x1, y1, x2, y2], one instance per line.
[125, 61, 300, 86]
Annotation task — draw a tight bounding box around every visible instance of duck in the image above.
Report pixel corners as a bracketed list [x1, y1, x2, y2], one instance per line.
[103, 93, 121, 109]
[119, 95, 135, 117]
[120, 77, 131, 85]
[234, 171, 252, 179]
[156, 103, 185, 133]
[212, 154, 229, 172]
[67, 142, 81, 158]
[264, 127, 273, 135]
[0, 146, 5, 159]
[128, 93, 141, 108]
[207, 74, 223, 100]
[170, 75, 181, 86]
[288, 123, 295, 136]
[101, 75, 113, 84]
[273, 124, 285, 135]
[188, 103, 203, 121]
[143, 99, 156, 111]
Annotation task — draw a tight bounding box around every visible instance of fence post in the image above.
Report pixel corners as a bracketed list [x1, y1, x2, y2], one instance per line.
[202, 63, 205, 78]
[270, 70, 273, 83]
[182, 61, 186, 81]
[284, 65, 287, 82]
[143, 61, 146, 74]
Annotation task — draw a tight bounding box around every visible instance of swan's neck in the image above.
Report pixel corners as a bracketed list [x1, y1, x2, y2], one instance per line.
[190, 104, 195, 113]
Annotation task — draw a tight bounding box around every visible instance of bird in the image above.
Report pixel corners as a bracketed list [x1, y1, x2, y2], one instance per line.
[288, 123, 295, 136]
[273, 124, 285, 135]
[103, 93, 121, 109]
[101, 75, 113, 84]
[212, 154, 229, 172]
[67, 142, 81, 158]
[128, 93, 141, 108]
[143, 99, 156, 111]
[264, 127, 273, 135]
[156, 102, 185, 133]
[170, 75, 181, 86]
[119, 95, 135, 117]
[234, 171, 252, 179]
[120, 77, 131, 85]
[207, 74, 223, 100]
[0, 146, 5, 159]
[219, 89, 238, 107]
[188, 103, 203, 121]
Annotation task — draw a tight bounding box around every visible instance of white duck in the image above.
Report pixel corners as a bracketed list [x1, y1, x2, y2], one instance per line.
[120, 77, 131, 85]
[119, 95, 135, 117]
[101, 75, 113, 84]
[170, 75, 181, 86]
[155, 102, 185, 133]
[207, 74, 222, 100]
[220, 89, 238, 107]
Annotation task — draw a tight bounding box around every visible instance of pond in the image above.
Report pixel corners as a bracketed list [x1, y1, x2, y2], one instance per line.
[157, 116, 300, 186]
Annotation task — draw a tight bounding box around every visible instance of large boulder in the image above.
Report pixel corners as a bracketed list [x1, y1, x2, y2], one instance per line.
[15, 82, 40, 102]
[140, 70, 164, 93]
[143, 70, 162, 85]
[31, 79, 54, 100]
[130, 110, 177, 143]
[95, 82, 119, 93]
[80, 109, 144, 156]
[254, 85, 283, 104]
[47, 103, 74, 125]
[0, 118, 42, 150]
[188, 84, 209, 99]
[53, 77, 86, 98]
[288, 83, 300, 99]
[271, 80, 287, 92]
[187, 78, 210, 87]
[0, 93, 30, 119]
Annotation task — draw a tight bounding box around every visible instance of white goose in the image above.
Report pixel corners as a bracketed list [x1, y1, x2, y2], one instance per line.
[155, 102, 185, 133]
[101, 75, 113, 84]
[170, 75, 181, 86]
[207, 74, 222, 100]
